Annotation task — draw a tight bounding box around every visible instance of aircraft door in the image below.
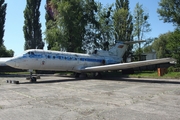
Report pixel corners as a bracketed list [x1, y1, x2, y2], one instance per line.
[39, 51, 46, 70]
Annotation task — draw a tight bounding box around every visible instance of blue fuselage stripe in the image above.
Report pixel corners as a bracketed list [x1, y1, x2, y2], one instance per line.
[23, 54, 103, 63]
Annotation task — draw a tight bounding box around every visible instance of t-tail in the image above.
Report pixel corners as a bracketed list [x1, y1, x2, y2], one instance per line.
[95, 40, 145, 63]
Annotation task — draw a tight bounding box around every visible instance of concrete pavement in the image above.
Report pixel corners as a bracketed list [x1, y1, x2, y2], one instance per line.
[0, 76, 180, 120]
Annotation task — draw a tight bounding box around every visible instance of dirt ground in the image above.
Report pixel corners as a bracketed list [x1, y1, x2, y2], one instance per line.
[0, 75, 180, 120]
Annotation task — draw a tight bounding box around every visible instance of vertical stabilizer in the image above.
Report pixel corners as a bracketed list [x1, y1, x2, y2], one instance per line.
[108, 41, 145, 61]
[109, 42, 128, 59]
[94, 41, 145, 63]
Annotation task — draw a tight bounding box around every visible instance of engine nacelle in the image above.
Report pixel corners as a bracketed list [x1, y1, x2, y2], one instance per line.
[102, 59, 117, 65]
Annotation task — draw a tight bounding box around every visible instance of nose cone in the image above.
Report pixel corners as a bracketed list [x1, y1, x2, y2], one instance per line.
[6, 60, 16, 67]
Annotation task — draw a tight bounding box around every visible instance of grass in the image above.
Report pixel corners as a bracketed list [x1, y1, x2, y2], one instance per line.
[128, 71, 158, 78]
[128, 71, 180, 79]
[100, 70, 180, 79]
[162, 72, 180, 79]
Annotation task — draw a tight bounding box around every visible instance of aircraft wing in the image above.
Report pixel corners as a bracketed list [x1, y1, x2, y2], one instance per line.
[80, 58, 175, 72]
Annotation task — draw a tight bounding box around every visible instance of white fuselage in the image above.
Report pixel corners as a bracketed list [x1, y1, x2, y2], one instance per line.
[6, 49, 120, 73]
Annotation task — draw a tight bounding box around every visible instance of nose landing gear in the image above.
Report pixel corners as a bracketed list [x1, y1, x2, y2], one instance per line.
[29, 72, 37, 83]
[26, 72, 37, 83]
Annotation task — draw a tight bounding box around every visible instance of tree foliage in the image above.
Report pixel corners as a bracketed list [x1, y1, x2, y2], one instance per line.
[0, 0, 14, 57]
[23, 0, 44, 50]
[150, 31, 179, 60]
[45, 0, 85, 52]
[157, 0, 180, 26]
[133, 3, 151, 60]
[152, 33, 170, 58]
[114, 0, 133, 62]
[166, 29, 180, 65]
[45, 0, 103, 53]
[133, 3, 151, 41]
[0, 45, 14, 57]
[114, 0, 133, 41]
[81, 1, 99, 52]
[0, 0, 6, 47]
[83, 3, 114, 52]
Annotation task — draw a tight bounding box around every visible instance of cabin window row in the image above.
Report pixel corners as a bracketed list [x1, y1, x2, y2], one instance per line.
[26, 53, 102, 63]
[46, 55, 78, 60]
[45, 55, 102, 62]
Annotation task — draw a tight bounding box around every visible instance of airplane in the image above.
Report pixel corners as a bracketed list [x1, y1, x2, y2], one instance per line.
[5, 41, 175, 82]
[0, 57, 12, 66]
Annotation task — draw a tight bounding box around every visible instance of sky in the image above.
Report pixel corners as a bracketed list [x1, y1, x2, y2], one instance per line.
[4, 0, 175, 56]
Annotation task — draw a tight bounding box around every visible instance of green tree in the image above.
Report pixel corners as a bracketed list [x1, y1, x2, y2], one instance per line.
[0, 0, 6, 47]
[152, 32, 171, 58]
[143, 38, 155, 53]
[45, 0, 61, 50]
[157, 0, 180, 26]
[83, 3, 114, 52]
[150, 30, 180, 65]
[133, 3, 151, 60]
[143, 45, 153, 53]
[45, 0, 100, 53]
[81, 0, 101, 52]
[45, 0, 86, 52]
[114, 0, 133, 62]
[23, 0, 44, 50]
[166, 29, 180, 65]
[0, 0, 14, 57]
[0, 46, 14, 57]
[97, 4, 114, 51]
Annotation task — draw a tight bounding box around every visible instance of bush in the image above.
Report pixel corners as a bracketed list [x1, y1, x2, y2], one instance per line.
[0, 45, 14, 57]
[167, 66, 175, 72]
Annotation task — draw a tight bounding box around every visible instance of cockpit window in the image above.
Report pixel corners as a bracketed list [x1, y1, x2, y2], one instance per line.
[26, 52, 35, 55]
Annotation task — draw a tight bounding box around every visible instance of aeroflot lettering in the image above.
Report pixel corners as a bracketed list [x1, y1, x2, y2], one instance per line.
[23, 52, 104, 63]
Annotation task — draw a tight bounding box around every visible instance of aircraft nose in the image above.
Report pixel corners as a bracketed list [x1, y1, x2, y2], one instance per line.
[6, 60, 16, 67]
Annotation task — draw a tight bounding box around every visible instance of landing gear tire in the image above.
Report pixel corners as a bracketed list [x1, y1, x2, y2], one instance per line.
[30, 77, 37, 83]
[74, 73, 88, 79]
[75, 73, 80, 78]
[79, 73, 88, 78]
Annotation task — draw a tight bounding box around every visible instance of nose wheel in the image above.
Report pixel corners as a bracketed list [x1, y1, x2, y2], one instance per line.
[30, 77, 37, 83]
[30, 72, 37, 83]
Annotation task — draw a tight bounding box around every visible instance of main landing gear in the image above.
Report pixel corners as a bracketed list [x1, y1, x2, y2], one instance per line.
[74, 73, 87, 78]
[74, 72, 102, 79]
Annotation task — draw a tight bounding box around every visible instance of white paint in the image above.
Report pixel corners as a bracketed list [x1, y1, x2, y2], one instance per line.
[5, 41, 174, 73]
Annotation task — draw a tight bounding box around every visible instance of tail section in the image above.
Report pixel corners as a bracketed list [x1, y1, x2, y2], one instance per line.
[109, 40, 145, 58]
[109, 42, 128, 59]
[94, 40, 145, 63]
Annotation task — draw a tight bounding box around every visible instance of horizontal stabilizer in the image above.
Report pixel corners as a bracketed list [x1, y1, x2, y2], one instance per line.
[80, 58, 176, 72]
